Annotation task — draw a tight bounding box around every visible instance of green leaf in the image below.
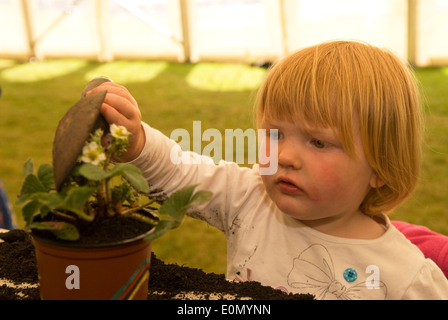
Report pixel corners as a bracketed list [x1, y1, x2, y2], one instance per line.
[78, 163, 149, 194]
[29, 192, 64, 209]
[159, 185, 196, 220]
[144, 220, 180, 241]
[190, 190, 213, 206]
[16, 174, 47, 204]
[22, 200, 41, 224]
[159, 185, 212, 221]
[30, 221, 80, 241]
[23, 159, 34, 177]
[17, 162, 55, 205]
[37, 164, 55, 190]
[39, 206, 51, 219]
[59, 187, 97, 221]
[143, 185, 214, 241]
[22, 192, 63, 222]
[78, 163, 108, 181]
[115, 164, 149, 193]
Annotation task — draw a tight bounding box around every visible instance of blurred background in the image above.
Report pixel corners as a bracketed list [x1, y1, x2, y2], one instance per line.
[1, 0, 447, 274]
[1, 0, 448, 65]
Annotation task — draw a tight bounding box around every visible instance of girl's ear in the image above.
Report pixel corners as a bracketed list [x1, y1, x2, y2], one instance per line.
[370, 173, 386, 188]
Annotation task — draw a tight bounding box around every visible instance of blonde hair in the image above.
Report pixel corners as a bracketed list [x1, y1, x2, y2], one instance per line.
[256, 40, 423, 215]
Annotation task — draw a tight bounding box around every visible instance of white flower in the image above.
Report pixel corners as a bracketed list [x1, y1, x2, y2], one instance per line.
[110, 124, 130, 140]
[81, 141, 106, 165]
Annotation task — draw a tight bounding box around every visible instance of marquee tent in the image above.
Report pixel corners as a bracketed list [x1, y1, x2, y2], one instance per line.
[1, 0, 447, 66]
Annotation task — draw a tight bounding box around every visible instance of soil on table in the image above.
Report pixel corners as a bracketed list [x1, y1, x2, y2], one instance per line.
[0, 229, 313, 300]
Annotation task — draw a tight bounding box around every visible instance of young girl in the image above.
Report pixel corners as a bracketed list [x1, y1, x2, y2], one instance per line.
[87, 40, 448, 299]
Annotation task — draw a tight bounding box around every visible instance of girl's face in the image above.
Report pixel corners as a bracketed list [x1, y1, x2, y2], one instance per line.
[260, 118, 379, 229]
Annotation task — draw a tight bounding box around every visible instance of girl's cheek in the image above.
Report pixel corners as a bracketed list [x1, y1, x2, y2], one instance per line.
[308, 167, 345, 202]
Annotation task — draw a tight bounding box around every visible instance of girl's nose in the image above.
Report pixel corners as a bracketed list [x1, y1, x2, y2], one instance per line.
[278, 141, 302, 170]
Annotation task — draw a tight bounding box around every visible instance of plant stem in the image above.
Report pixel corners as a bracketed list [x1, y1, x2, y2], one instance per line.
[104, 178, 110, 210]
[52, 210, 77, 221]
[121, 199, 157, 215]
[97, 182, 108, 218]
[128, 212, 159, 225]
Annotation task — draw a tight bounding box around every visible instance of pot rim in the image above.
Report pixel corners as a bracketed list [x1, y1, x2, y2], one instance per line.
[31, 226, 154, 249]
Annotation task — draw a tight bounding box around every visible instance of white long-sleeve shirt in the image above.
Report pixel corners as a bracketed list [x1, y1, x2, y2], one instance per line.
[129, 123, 448, 300]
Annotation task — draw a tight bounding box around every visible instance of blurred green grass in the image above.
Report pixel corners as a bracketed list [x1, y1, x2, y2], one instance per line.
[0, 59, 447, 275]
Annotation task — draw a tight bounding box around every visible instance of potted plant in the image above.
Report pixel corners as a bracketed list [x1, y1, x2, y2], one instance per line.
[16, 78, 212, 300]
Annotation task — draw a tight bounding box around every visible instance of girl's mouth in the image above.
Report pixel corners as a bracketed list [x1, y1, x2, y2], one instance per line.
[276, 177, 305, 195]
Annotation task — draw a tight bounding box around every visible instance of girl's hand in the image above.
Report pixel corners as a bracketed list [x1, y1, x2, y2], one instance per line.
[86, 82, 145, 162]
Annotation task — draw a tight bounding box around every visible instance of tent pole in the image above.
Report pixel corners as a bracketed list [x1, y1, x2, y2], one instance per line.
[178, 0, 192, 63]
[96, 0, 112, 61]
[407, 0, 418, 66]
[279, 0, 289, 56]
[20, 0, 35, 60]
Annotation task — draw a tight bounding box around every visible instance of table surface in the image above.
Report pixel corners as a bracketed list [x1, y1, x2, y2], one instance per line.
[0, 228, 313, 300]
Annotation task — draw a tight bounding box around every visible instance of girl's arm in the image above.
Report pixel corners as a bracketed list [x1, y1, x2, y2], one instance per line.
[87, 83, 262, 233]
[129, 122, 262, 234]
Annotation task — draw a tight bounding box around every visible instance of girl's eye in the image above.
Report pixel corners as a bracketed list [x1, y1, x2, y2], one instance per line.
[269, 130, 283, 140]
[311, 138, 327, 149]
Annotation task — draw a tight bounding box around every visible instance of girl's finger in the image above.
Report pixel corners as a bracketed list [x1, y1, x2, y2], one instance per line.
[101, 103, 125, 127]
[103, 92, 141, 121]
[87, 83, 138, 108]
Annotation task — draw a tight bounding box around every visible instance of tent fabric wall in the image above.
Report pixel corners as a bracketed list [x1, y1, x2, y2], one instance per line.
[0, 0, 447, 66]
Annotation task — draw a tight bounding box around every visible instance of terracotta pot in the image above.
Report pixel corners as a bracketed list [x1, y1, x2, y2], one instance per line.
[32, 231, 152, 300]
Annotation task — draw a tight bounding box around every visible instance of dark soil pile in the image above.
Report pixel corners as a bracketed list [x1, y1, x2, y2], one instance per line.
[0, 230, 39, 300]
[148, 256, 312, 300]
[0, 229, 313, 300]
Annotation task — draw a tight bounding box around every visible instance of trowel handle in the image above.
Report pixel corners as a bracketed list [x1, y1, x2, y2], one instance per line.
[82, 77, 113, 97]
